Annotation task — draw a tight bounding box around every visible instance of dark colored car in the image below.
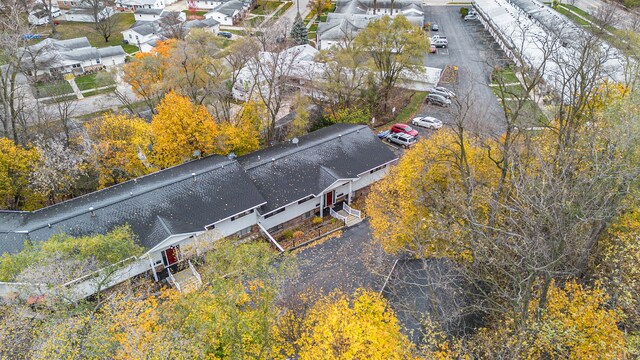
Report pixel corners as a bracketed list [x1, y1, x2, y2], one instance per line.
[218, 31, 232, 39]
[390, 123, 419, 137]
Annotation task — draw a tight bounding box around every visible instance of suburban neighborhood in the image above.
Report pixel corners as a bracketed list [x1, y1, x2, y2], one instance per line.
[0, 0, 639, 356]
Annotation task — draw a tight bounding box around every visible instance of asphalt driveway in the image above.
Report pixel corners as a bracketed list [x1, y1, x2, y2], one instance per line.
[291, 221, 395, 295]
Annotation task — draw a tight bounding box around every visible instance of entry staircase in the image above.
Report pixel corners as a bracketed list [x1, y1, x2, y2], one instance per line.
[330, 203, 363, 227]
[167, 260, 203, 293]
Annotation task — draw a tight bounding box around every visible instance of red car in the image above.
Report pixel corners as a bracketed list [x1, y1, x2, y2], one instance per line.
[390, 123, 419, 137]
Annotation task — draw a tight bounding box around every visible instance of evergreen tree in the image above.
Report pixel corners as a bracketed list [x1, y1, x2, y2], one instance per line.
[290, 13, 309, 45]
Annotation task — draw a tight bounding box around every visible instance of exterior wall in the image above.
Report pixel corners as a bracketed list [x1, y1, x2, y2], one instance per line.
[65, 13, 95, 22]
[353, 164, 392, 191]
[122, 29, 156, 46]
[259, 196, 320, 230]
[57, 0, 81, 9]
[140, 41, 157, 52]
[102, 54, 127, 66]
[28, 15, 49, 26]
[135, 12, 162, 21]
[213, 210, 258, 236]
[194, 0, 224, 9]
[204, 11, 235, 25]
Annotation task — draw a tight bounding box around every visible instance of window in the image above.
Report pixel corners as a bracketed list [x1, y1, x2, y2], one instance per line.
[96, 58, 101, 64]
[263, 207, 285, 219]
[369, 164, 386, 174]
[303, 210, 314, 219]
[236, 227, 251, 237]
[297, 195, 315, 205]
[129, 34, 132, 39]
[231, 209, 254, 221]
[72, 63, 81, 68]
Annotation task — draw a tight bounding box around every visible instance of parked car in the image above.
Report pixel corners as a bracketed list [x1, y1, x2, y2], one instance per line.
[426, 93, 451, 107]
[386, 133, 417, 148]
[390, 123, 419, 137]
[464, 14, 477, 21]
[377, 130, 391, 139]
[218, 31, 232, 38]
[432, 39, 448, 48]
[428, 87, 453, 99]
[429, 44, 437, 53]
[434, 86, 456, 98]
[431, 35, 447, 41]
[431, 23, 439, 31]
[412, 116, 443, 129]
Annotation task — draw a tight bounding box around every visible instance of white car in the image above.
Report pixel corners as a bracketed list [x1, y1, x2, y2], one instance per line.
[434, 86, 456, 98]
[386, 133, 417, 148]
[412, 116, 443, 129]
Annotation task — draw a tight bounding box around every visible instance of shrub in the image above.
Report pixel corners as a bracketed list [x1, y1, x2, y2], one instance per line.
[281, 230, 295, 239]
[293, 230, 305, 238]
[311, 217, 323, 225]
[460, 7, 469, 17]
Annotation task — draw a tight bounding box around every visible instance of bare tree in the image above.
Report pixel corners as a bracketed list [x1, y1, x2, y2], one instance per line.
[159, 11, 188, 40]
[248, 38, 304, 143]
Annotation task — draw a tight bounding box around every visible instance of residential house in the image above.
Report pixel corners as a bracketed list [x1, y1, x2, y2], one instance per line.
[134, 7, 164, 21]
[21, 37, 126, 76]
[115, 0, 166, 11]
[315, 0, 424, 50]
[28, 5, 62, 26]
[65, 4, 116, 22]
[57, 0, 82, 10]
[122, 11, 187, 52]
[184, 17, 221, 34]
[191, 0, 254, 11]
[204, 0, 244, 25]
[0, 124, 397, 299]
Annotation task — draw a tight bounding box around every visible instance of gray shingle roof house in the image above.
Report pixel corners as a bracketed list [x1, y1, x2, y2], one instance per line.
[0, 124, 397, 298]
[21, 37, 126, 76]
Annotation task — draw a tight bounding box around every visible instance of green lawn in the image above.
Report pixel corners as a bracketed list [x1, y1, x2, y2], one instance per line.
[182, 10, 208, 16]
[252, 1, 283, 15]
[53, 13, 136, 49]
[309, 23, 318, 32]
[491, 67, 519, 84]
[212, 37, 233, 48]
[74, 73, 116, 91]
[33, 81, 74, 98]
[555, 6, 591, 26]
[395, 91, 428, 123]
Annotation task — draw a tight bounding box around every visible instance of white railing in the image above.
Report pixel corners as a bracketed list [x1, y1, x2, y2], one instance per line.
[167, 267, 181, 293]
[258, 223, 285, 252]
[343, 203, 361, 218]
[189, 260, 202, 286]
[330, 208, 347, 222]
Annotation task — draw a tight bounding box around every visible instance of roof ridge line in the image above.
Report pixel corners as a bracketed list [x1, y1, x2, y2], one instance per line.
[242, 125, 367, 170]
[17, 160, 237, 232]
[26, 156, 233, 214]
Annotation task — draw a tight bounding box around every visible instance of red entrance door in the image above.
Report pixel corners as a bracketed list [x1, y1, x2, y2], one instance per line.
[163, 247, 178, 267]
[325, 191, 335, 207]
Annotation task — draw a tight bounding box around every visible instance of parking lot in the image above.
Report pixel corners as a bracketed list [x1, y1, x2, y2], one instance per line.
[419, 6, 512, 133]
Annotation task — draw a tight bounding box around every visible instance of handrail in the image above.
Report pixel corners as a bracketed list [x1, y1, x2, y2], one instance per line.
[343, 203, 361, 218]
[62, 256, 139, 287]
[258, 223, 285, 252]
[330, 208, 347, 222]
[189, 260, 202, 286]
[167, 267, 181, 292]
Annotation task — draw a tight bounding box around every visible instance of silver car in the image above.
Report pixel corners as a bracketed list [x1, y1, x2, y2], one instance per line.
[426, 93, 451, 107]
[386, 133, 417, 148]
[412, 116, 443, 129]
[428, 88, 453, 99]
[434, 86, 456, 98]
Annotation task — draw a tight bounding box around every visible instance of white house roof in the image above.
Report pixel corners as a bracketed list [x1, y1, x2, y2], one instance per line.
[135, 7, 164, 15]
[209, 0, 243, 16]
[21, 37, 125, 70]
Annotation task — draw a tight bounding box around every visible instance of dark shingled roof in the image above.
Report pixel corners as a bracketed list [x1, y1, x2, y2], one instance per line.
[238, 124, 397, 213]
[0, 156, 266, 255]
[0, 124, 397, 255]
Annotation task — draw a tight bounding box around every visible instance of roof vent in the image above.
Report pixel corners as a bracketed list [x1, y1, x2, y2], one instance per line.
[134, 178, 138, 184]
[47, 223, 51, 228]
[192, 172, 197, 181]
[292, 137, 299, 146]
[89, 207, 96, 217]
[129, 191, 133, 197]
[339, 134, 342, 138]
[271, 158, 275, 162]
[257, 155, 261, 160]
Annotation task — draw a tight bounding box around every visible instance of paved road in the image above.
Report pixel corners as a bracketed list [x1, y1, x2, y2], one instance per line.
[291, 220, 395, 295]
[420, 6, 507, 135]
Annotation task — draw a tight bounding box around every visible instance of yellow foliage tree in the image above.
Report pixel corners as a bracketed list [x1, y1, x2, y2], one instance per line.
[0, 138, 40, 210]
[220, 101, 262, 156]
[150, 91, 221, 168]
[85, 113, 153, 188]
[296, 289, 415, 360]
[365, 130, 496, 259]
[123, 40, 176, 110]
